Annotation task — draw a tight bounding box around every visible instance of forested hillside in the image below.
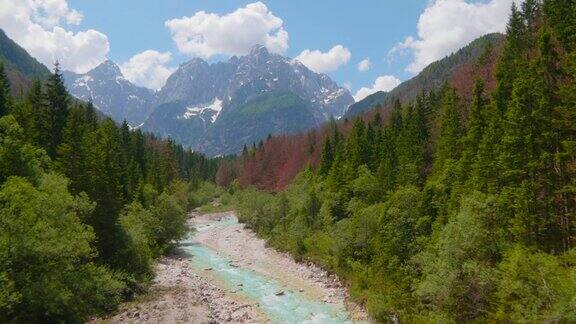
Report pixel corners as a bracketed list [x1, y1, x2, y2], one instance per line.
[216, 31, 503, 192]
[0, 62, 217, 321]
[228, 1, 576, 321]
[345, 32, 505, 118]
[0, 29, 50, 95]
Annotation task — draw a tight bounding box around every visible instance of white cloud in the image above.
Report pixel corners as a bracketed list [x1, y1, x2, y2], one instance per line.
[392, 0, 519, 74]
[358, 58, 371, 72]
[354, 75, 401, 102]
[165, 2, 288, 58]
[294, 45, 351, 74]
[120, 50, 175, 90]
[0, 0, 110, 73]
[27, 0, 83, 28]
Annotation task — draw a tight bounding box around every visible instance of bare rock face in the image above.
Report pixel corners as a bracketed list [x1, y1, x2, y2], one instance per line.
[143, 45, 353, 156]
[63, 60, 156, 126]
[63, 45, 353, 156]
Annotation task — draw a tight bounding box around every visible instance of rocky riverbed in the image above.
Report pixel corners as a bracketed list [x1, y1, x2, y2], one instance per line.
[91, 211, 368, 323]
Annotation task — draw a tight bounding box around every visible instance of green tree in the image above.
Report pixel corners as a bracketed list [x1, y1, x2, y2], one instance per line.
[153, 193, 187, 251]
[45, 62, 69, 157]
[318, 137, 333, 176]
[416, 192, 501, 321]
[493, 245, 576, 322]
[87, 119, 126, 266]
[0, 174, 124, 322]
[0, 116, 48, 184]
[0, 61, 12, 117]
[433, 87, 463, 174]
[458, 79, 487, 184]
[57, 105, 90, 194]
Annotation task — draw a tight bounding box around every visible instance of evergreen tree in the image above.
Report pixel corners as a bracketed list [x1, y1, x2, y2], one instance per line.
[45, 62, 69, 158]
[85, 99, 98, 130]
[376, 127, 397, 194]
[27, 79, 51, 148]
[319, 137, 333, 176]
[345, 117, 368, 178]
[459, 79, 487, 185]
[553, 51, 576, 251]
[544, 0, 576, 49]
[0, 61, 11, 117]
[88, 119, 127, 266]
[433, 87, 463, 173]
[57, 105, 89, 194]
[390, 99, 403, 135]
[494, 3, 527, 113]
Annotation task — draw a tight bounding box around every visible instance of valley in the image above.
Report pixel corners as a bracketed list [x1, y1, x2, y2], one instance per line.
[1, 0, 575, 322]
[95, 212, 368, 323]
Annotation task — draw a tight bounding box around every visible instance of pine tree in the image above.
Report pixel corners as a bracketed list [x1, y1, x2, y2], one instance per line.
[365, 122, 377, 170]
[26, 79, 54, 152]
[57, 105, 89, 194]
[45, 62, 69, 158]
[376, 127, 397, 194]
[499, 68, 538, 184]
[0, 61, 11, 117]
[458, 79, 487, 185]
[553, 51, 576, 250]
[88, 119, 126, 265]
[119, 120, 132, 199]
[319, 137, 333, 176]
[471, 102, 504, 193]
[544, 0, 576, 50]
[390, 99, 403, 135]
[494, 3, 528, 114]
[85, 98, 98, 130]
[433, 87, 463, 173]
[345, 117, 368, 177]
[326, 139, 346, 193]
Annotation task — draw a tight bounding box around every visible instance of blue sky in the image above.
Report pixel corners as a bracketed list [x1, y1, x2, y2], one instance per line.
[0, 0, 517, 100]
[66, 0, 427, 93]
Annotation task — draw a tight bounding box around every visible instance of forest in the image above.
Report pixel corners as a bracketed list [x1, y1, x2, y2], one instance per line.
[0, 63, 218, 321]
[227, 1, 576, 321]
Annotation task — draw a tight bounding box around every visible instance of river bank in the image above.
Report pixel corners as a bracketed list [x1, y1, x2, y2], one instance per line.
[92, 211, 368, 323]
[193, 212, 369, 322]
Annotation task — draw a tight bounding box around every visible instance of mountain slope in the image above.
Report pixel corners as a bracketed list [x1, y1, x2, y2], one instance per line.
[0, 29, 50, 94]
[63, 61, 157, 126]
[345, 33, 505, 118]
[220, 33, 507, 191]
[199, 91, 319, 156]
[155, 45, 352, 120]
[143, 45, 353, 156]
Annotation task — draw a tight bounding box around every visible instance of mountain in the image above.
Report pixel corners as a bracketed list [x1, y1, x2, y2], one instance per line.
[345, 33, 505, 118]
[63, 60, 156, 126]
[0, 29, 50, 95]
[198, 91, 319, 155]
[143, 45, 353, 156]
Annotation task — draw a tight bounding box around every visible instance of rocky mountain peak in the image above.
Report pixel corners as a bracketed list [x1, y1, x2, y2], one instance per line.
[244, 44, 273, 65]
[63, 59, 156, 126]
[89, 60, 123, 80]
[248, 44, 270, 56]
[181, 57, 208, 69]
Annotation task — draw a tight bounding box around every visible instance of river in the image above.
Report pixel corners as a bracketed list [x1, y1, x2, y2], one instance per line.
[91, 212, 368, 323]
[182, 214, 356, 323]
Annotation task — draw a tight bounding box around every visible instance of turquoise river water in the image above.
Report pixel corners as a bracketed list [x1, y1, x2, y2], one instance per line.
[179, 215, 356, 323]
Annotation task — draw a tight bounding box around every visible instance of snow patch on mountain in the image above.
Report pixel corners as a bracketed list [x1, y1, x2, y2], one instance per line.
[181, 98, 223, 123]
[63, 61, 156, 126]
